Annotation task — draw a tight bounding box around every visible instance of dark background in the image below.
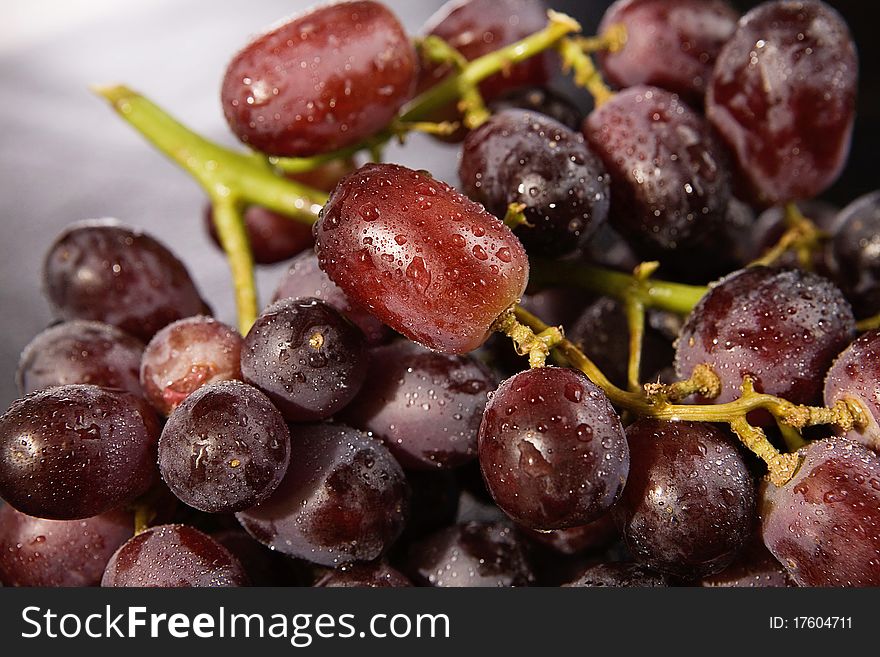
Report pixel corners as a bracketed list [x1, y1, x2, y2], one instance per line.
[0, 0, 874, 409]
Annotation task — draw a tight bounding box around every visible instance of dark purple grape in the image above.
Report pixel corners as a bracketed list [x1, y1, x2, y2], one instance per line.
[824, 329, 880, 453]
[460, 109, 610, 257]
[615, 419, 755, 579]
[675, 266, 855, 406]
[707, 0, 857, 205]
[699, 536, 794, 587]
[580, 221, 640, 272]
[140, 316, 243, 416]
[313, 563, 412, 587]
[479, 367, 629, 530]
[236, 422, 408, 567]
[343, 340, 496, 470]
[101, 524, 248, 587]
[0, 505, 134, 587]
[488, 87, 583, 130]
[16, 320, 144, 397]
[0, 385, 159, 520]
[272, 250, 390, 345]
[43, 220, 208, 341]
[404, 521, 534, 587]
[158, 381, 290, 513]
[598, 0, 739, 106]
[748, 199, 839, 273]
[563, 562, 670, 587]
[221, 1, 416, 157]
[519, 514, 619, 556]
[240, 297, 367, 422]
[760, 437, 880, 587]
[584, 86, 732, 260]
[315, 163, 529, 354]
[417, 0, 552, 128]
[831, 191, 880, 317]
[204, 204, 313, 265]
[567, 296, 673, 390]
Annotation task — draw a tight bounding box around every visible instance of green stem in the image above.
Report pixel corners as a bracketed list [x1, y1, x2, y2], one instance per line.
[623, 295, 645, 393]
[530, 257, 707, 315]
[211, 199, 258, 332]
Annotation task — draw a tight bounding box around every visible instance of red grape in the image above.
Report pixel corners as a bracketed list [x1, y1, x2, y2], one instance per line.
[518, 514, 618, 555]
[760, 437, 880, 587]
[489, 86, 583, 130]
[17, 320, 144, 397]
[140, 315, 243, 416]
[598, 0, 739, 106]
[823, 329, 880, 453]
[675, 266, 855, 406]
[0, 385, 159, 520]
[831, 190, 880, 318]
[102, 524, 248, 587]
[313, 563, 412, 587]
[478, 367, 629, 530]
[221, 1, 416, 157]
[707, 0, 857, 205]
[204, 204, 313, 265]
[43, 220, 208, 341]
[343, 340, 496, 470]
[315, 163, 529, 354]
[699, 536, 794, 587]
[563, 562, 670, 587]
[615, 419, 755, 579]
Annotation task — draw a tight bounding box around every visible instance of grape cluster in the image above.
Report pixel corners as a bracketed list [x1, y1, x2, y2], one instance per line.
[1, 0, 879, 589]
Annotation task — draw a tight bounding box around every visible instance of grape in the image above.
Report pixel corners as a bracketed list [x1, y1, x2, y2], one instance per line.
[580, 222, 640, 273]
[707, 0, 857, 205]
[489, 87, 583, 130]
[563, 562, 670, 587]
[567, 296, 673, 389]
[699, 536, 794, 587]
[272, 250, 390, 345]
[760, 437, 880, 587]
[204, 204, 313, 265]
[675, 266, 855, 406]
[43, 220, 209, 341]
[404, 521, 534, 587]
[240, 297, 367, 422]
[101, 524, 248, 587]
[343, 340, 496, 470]
[748, 199, 839, 274]
[0, 385, 159, 520]
[831, 191, 880, 317]
[158, 381, 290, 513]
[236, 422, 408, 566]
[313, 563, 412, 587]
[519, 514, 618, 555]
[460, 109, 610, 257]
[0, 505, 134, 587]
[478, 367, 629, 530]
[417, 0, 552, 126]
[221, 1, 416, 157]
[824, 330, 880, 453]
[140, 316, 243, 416]
[16, 320, 144, 397]
[583, 86, 732, 260]
[598, 0, 739, 106]
[213, 529, 305, 586]
[315, 163, 529, 354]
[615, 419, 755, 579]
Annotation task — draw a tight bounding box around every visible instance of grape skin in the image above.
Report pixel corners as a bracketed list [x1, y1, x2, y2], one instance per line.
[221, 1, 416, 157]
[102, 524, 248, 587]
[204, 204, 313, 265]
[583, 86, 732, 260]
[615, 419, 755, 579]
[313, 563, 412, 587]
[598, 0, 739, 106]
[315, 163, 529, 354]
[831, 190, 880, 318]
[16, 320, 144, 397]
[460, 109, 610, 257]
[675, 266, 855, 406]
[0, 384, 159, 520]
[707, 0, 857, 205]
[824, 329, 880, 453]
[478, 367, 629, 530]
[236, 422, 409, 567]
[343, 340, 496, 470]
[42, 220, 209, 341]
[158, 381, 291, 513]
[489, 87, 583, 131]
[760, 437, 880, 587]
[563, 562, 670, 587]
[0, 505, 134, 587]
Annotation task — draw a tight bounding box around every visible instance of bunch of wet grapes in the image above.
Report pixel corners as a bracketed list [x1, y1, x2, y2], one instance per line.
[1, 0, 878, 589]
